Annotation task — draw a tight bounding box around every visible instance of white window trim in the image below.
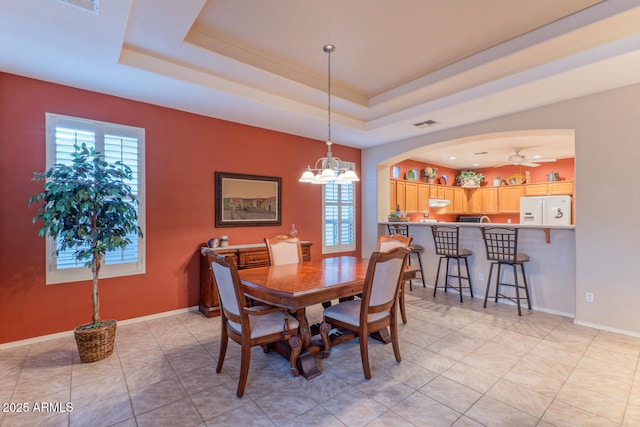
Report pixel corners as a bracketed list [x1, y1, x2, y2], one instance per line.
[44, 113, 146, 284]
[322, 162, 356, 254]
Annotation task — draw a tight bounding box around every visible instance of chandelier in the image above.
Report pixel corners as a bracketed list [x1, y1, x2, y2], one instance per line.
[299, 45, 359, 185]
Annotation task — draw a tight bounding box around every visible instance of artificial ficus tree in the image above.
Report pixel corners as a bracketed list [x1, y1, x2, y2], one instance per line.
[29, 143, 143, 326]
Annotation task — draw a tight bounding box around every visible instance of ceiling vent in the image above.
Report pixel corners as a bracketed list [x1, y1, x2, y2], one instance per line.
[413, 120, 439, 129]
[57, 0, 99, 14]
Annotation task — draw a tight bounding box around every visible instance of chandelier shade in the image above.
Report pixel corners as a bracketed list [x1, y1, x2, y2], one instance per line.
[299, 45, 359, 185]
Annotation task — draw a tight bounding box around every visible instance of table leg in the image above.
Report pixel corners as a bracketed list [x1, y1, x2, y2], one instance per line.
[370, 327, 391, 344]
[294, 308, 321, 379]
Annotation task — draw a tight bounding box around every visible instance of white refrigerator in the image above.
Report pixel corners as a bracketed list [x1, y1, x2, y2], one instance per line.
[520, 195, 572, 225]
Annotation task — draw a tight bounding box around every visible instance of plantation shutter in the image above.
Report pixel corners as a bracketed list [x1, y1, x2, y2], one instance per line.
[322, 162, 356, 253]
[45, 113, 145, 284]
[53, 127, 96, 269]
[103, 135, 140, 265]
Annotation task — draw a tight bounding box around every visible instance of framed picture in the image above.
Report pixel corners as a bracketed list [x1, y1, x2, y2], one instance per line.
[215, 172, 282, 227]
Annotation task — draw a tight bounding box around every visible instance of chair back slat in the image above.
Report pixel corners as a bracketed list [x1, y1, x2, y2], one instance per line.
[482, 227, 519, 263]
[432, 225, 460, 256]
[362, 248, 409, 313]
[208, 254, 245, 324]
[265, 235, 302, 265]
[377, 234, 412, 252]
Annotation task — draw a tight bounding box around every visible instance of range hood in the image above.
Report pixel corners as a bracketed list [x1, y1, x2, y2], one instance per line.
[429, 198, 451, 208]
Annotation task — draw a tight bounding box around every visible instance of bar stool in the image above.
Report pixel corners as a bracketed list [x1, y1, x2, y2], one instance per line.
[481, 227, 531, 316]
[431, 225, 473, 303]
[387, 223, 426, 290]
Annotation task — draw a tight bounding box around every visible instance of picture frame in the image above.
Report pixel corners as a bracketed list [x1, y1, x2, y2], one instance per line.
[215, 172, 282, 228]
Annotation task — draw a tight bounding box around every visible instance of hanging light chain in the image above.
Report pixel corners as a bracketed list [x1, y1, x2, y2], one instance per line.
[298, 44, 359, 184]
[326, 44, 333, 144]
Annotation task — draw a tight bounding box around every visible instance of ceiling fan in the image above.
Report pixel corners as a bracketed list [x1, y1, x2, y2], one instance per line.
[507, 148, 556, 167]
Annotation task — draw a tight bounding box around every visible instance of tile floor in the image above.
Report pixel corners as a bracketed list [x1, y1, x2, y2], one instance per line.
[1, 286, 639, 427]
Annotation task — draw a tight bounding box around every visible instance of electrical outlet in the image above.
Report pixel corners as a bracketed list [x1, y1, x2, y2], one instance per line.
[585, 292, 594, 303]
[478, 273, 485, 281]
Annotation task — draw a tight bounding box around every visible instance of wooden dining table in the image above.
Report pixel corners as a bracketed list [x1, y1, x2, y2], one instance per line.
[238, 256, 417, 379]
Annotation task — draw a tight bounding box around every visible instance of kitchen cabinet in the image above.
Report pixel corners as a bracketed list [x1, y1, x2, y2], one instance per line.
[523, 183, 547, 196]
[391, 180, 406, 211]
[390, 180, 397, 211]
[445, 187, 466, 214]
[389, 178, 573, 217]
[418, 183, 430, 212]
[467, 188, 483, 213]
[523, 181, 573, 196]
[548, 181, 573, 195]
[444, 187, 454, 211]
[498, 186, 523, 213]
[429, 184, 444, 200]
[405, 182, 418, 212]
[482, 188, 499, 214]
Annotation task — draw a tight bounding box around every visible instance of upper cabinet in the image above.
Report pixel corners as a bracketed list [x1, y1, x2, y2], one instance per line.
[445, 187, 466, 214]
[523, 181, 573, 196]
[498, 186, 523, 213]
[467, 189, 483, 213]
[390, 180, 406, 211]
[482, 188, 499, 214]
[405, 182, 418, 212]
[418, 183, 430, 213]
[390, 180, 429, 213]
[390, 179, 573, 217]
[548, 181, 574, 195]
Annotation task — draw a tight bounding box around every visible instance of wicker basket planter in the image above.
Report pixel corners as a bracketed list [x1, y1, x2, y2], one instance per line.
[74, 320, 117, 363]
[388, 217, 409, 222]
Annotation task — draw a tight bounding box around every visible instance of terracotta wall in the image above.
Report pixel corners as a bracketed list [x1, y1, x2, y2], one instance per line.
[0, 73, 361, 344]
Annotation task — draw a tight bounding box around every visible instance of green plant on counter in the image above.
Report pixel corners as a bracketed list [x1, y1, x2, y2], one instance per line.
[455, 170, 484, 187]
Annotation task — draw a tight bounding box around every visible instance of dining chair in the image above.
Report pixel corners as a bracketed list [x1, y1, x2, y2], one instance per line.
[386, 223, 426, 290]
[265, 234, 336, 309]
[319, 247, 409, 379]
[209, 253, 302, 397]
[264, 235, 303, 265]
[376, 234, 412, 324]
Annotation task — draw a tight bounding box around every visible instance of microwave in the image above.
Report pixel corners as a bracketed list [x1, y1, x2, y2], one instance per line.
[457, 216, 483, 223]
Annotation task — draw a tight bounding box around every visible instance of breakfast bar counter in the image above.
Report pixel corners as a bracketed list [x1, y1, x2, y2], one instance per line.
[379, 221, 576, 317]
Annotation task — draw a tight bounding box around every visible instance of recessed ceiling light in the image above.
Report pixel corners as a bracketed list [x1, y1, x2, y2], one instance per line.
[473, 163, 480, 166]
[532, 155, 542, 159]
[449, 156, 456, 160]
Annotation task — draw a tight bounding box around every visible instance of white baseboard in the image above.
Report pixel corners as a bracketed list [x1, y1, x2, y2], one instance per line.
[439, 289, 576, 319]
[0, 306, 201, 350]
[573, 319, 640, 338]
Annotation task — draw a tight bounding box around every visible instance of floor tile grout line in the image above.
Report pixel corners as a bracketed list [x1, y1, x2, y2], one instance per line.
[145, 317, 210, 426]
[3, 286, 639, 427]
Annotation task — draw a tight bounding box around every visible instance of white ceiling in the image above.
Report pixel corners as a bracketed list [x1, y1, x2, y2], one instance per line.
[1, 0, 639, 168]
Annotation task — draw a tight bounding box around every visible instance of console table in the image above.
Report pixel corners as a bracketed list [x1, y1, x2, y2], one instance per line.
[199, 241, 312, 317]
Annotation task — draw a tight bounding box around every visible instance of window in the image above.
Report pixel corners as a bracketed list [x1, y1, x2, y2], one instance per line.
[44, 113, 145, 284]
[322, 163, 356, 254]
